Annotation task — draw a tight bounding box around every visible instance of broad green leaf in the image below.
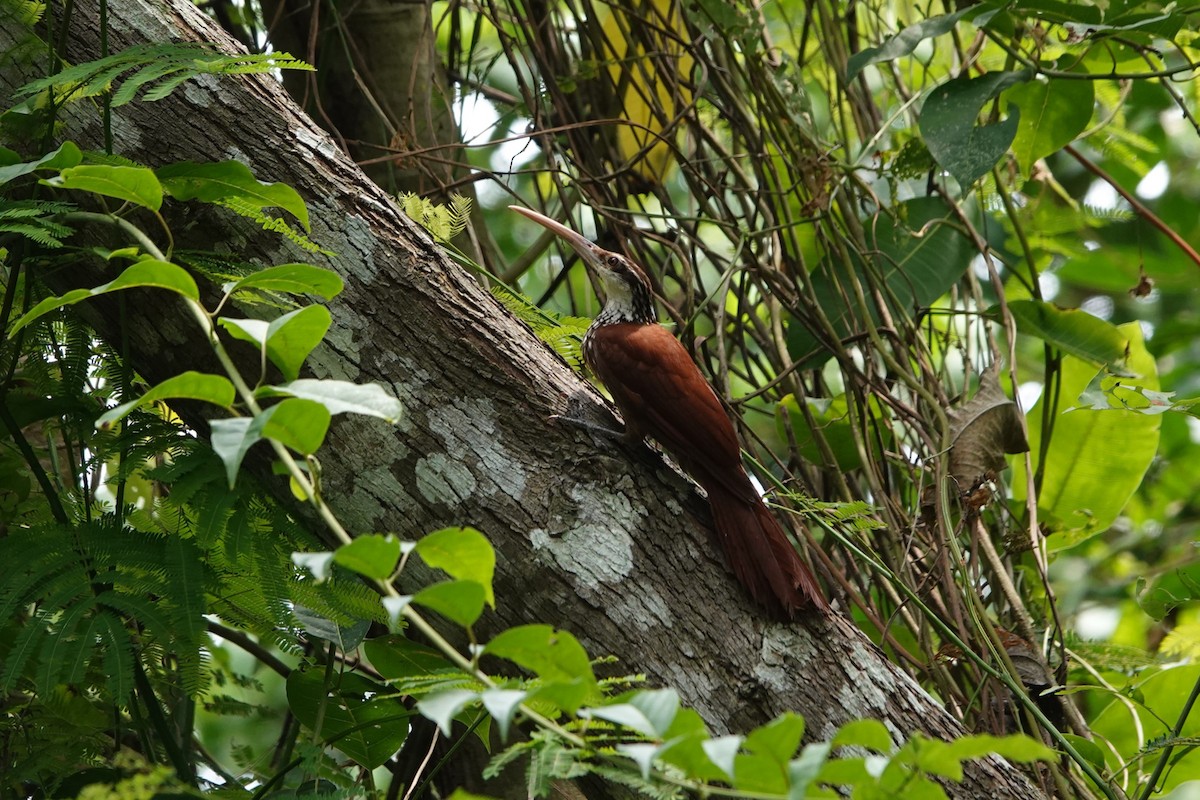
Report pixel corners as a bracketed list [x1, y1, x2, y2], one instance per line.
[745, 712, 807, 764]
[292, 606, 370, 649]
[412, 580, 486, 627]
[1058, 734, 1107, 775]
[95, 371, 235, 428]
[629, 688, 681, 737]
[901, 734, 961, 780]
[10, 260, 199, 336]
[1005, 77, 1094, 175]
[618, 743, 661, 780]
[261, 379, 402, 422]
[943, 733, 1055, 763]
[157, 160, 310, 229]
[259, 397, 330, 455]
[661, 737, 731, 784]
[1138, 562, 1200, 620]
[364, 634, 458, 680]
[787, 197, 973, 367]
[585, 704, 658, 737]
[265, 306, 330, 382]
[417, 688, 478, 735]
[0, 141, 82, 186]
[788, 743, 832, 800]
[225, 263, 343, 299]
[776, 394, 867, 470]
[382, 595, 412, 625]
[415, 527, 495, 606]
[701, 735, 743, 778]
[44, 164, 163, 210]
[832, 718, 893, 752]
[1001, 299, 1129, 370]
[219, 317, 270, 347]
[919, 71, 1029, 188]
[847, 4, 1001, 80]
[292, 551, 334, 581]
[209, 417, 259, 487]
[220, 305, 331, 381]
[286, 670, 410, 768]
[480, 689, 527, 740]
[484, 625, 598, 712]
[1093, 665, 1200, 794]
[1014, 323, 1159, 540]
[333, 534, 402, 580]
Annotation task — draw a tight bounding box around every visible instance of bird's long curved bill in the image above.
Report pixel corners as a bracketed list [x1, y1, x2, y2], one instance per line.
[509, 206, 596, 256]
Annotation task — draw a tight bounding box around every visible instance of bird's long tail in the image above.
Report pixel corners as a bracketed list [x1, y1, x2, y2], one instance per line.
[705, 482, 828, 618]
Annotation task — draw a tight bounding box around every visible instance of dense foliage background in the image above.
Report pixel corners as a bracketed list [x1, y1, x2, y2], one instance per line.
[2, 0, 1200, 798]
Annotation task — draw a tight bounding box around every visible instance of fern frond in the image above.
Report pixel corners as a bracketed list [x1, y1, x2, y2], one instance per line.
[398, 192, 472, 243]
[217, 197, 333, 255]
[0, 0, 46, 25]
[491, 283, 591, 368]
[17, 43, 313, 108]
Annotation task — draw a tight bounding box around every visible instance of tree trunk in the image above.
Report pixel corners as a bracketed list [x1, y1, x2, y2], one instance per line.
[0, 2, 1042, 797]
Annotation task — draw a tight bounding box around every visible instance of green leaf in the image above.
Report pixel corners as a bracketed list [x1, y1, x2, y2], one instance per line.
[95, 371, 235, 428]
[480, 688, 527, 741]
[220, 305, 331, 381]
[286, 670, 410, 768]
[0, 141, 82, 186]
[333, 534, 401, 580]
[1092, 665, 1200, 793]
[846, 4, 1002, 80]
[1014, 323, 1160, 540]
[776, 394, 869, 470]
[225, 263, 343, 299]
[919, 71, 1029, 188]
[364, 634, 458, 680]
[483, 625, 598, 712]
[292, 551, 334, 581]
[417, 688, 478, 735]
[157, 160, 310, 230]
[209, 417, 259, 487]
[293, 606, 370, 649]
[832, 718, 894, 752]
[261, 379, 402, 422]
[701, 735, 743, 778]
[788, 743, 832, 800]
[943, 733, 1055, 763]
[1005, 77, 1094, 175]
[411, 580, 486, 627]
[258, 397, 331, 455]
[745, 712, 807, 764]
[788, 197, 972, 367]
[618, 743, 662, 780]
[1000, 299, 1130, 370]
[1138, 563, 1200, 620]
[415, 527, 496, 607]
[43, 164, 163, 210]
[10, 260, 199, 336]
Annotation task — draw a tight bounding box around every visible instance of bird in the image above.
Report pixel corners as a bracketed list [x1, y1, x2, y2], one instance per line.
[511, 205, 828, 618]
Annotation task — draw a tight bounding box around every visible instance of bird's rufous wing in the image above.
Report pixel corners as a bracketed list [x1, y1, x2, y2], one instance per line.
[585, 323, 757, 501]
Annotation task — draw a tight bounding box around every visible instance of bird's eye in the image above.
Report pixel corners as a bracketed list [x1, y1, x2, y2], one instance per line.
[607, 255, 623, 268]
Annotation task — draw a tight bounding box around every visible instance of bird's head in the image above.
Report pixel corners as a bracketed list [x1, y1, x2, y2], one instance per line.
[510, 206, 655, 323]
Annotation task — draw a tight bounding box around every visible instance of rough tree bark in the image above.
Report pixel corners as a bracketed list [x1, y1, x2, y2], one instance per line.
[0, 2, 1043, 797]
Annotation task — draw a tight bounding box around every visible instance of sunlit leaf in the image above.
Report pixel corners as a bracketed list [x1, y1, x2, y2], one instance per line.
[43, 164, 162, 210]
[95, 371, 234, 428]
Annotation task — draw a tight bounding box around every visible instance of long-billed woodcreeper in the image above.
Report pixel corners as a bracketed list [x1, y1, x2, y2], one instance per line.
[512, 206, 828, 618]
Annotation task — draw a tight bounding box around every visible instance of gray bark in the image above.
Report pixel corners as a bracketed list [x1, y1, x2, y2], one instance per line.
[0, 3, 1043, 797]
